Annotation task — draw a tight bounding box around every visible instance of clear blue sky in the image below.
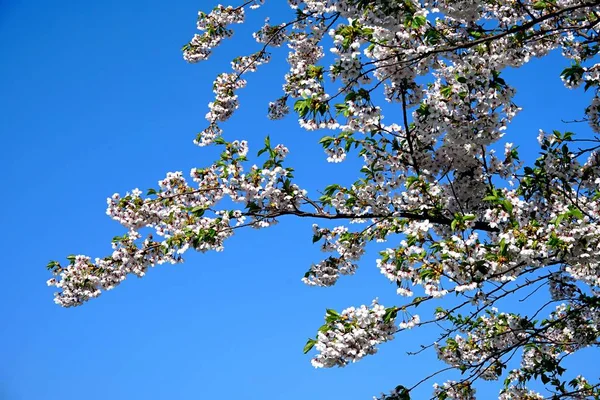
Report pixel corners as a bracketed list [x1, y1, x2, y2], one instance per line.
[0, 1, 596, 399]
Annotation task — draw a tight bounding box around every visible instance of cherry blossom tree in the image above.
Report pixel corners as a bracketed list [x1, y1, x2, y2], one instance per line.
[47, 0, 600, 398]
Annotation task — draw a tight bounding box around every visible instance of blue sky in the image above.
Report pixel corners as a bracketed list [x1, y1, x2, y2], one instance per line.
[0, 1, 596, 399]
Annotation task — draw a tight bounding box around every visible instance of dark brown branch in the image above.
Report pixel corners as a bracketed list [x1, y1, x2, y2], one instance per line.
[246, 208, 499, 232]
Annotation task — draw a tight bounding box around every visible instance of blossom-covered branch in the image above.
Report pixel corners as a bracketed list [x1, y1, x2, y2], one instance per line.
[49, 0, 600, 398]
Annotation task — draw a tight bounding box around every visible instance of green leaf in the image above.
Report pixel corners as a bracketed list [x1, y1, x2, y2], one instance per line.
[46, 261, 59, 270]
[294, 99, 311, 117]
[303, 338, 316, 354]
[394, 385, 411, 400]
[190, 206, 205, 217]
[424, 28, 441, 45]
[326, 308, 339, 317]
[323, 184, 340, 196]
[319, 136, 335, 146]
[246, 201, 261, 213]
[451, 219, 458, 231]
[501, 199, 513, 213]
[499, 238, 507, 256]
[413, 297, 426, 308]
[409, 15, 426, 28]
[468, 29, 482, 39]
[569, 207, 584, 220]
[383, 307, 398, 323]
[560, 64, 584, 84]
[112, 235, 125, 243]
[419, 268, 436, 280]
[440, 85, 453, 98]
[554, 214, 564, 226]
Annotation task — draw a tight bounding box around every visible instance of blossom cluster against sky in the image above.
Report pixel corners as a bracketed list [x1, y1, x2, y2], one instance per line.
[0, 1, 597, 399]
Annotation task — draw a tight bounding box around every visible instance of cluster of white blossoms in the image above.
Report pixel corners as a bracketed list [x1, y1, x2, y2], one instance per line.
[498, 387, 544, 400]
[253, 18, 287, 46]
[267, 96, 290, 120]
[202, 73, 247, 139]
[48, 139, 306, 306]
[432, 381, 476, 400]
[231, 52, 271, 73]
[51, 0, 600, 398]
[435, 309, 531, 381]
[308, 299, 397, 368]
[302, 224, 365, 286]
[329, 24, 370, 88]
[183, 5, 246, 63]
